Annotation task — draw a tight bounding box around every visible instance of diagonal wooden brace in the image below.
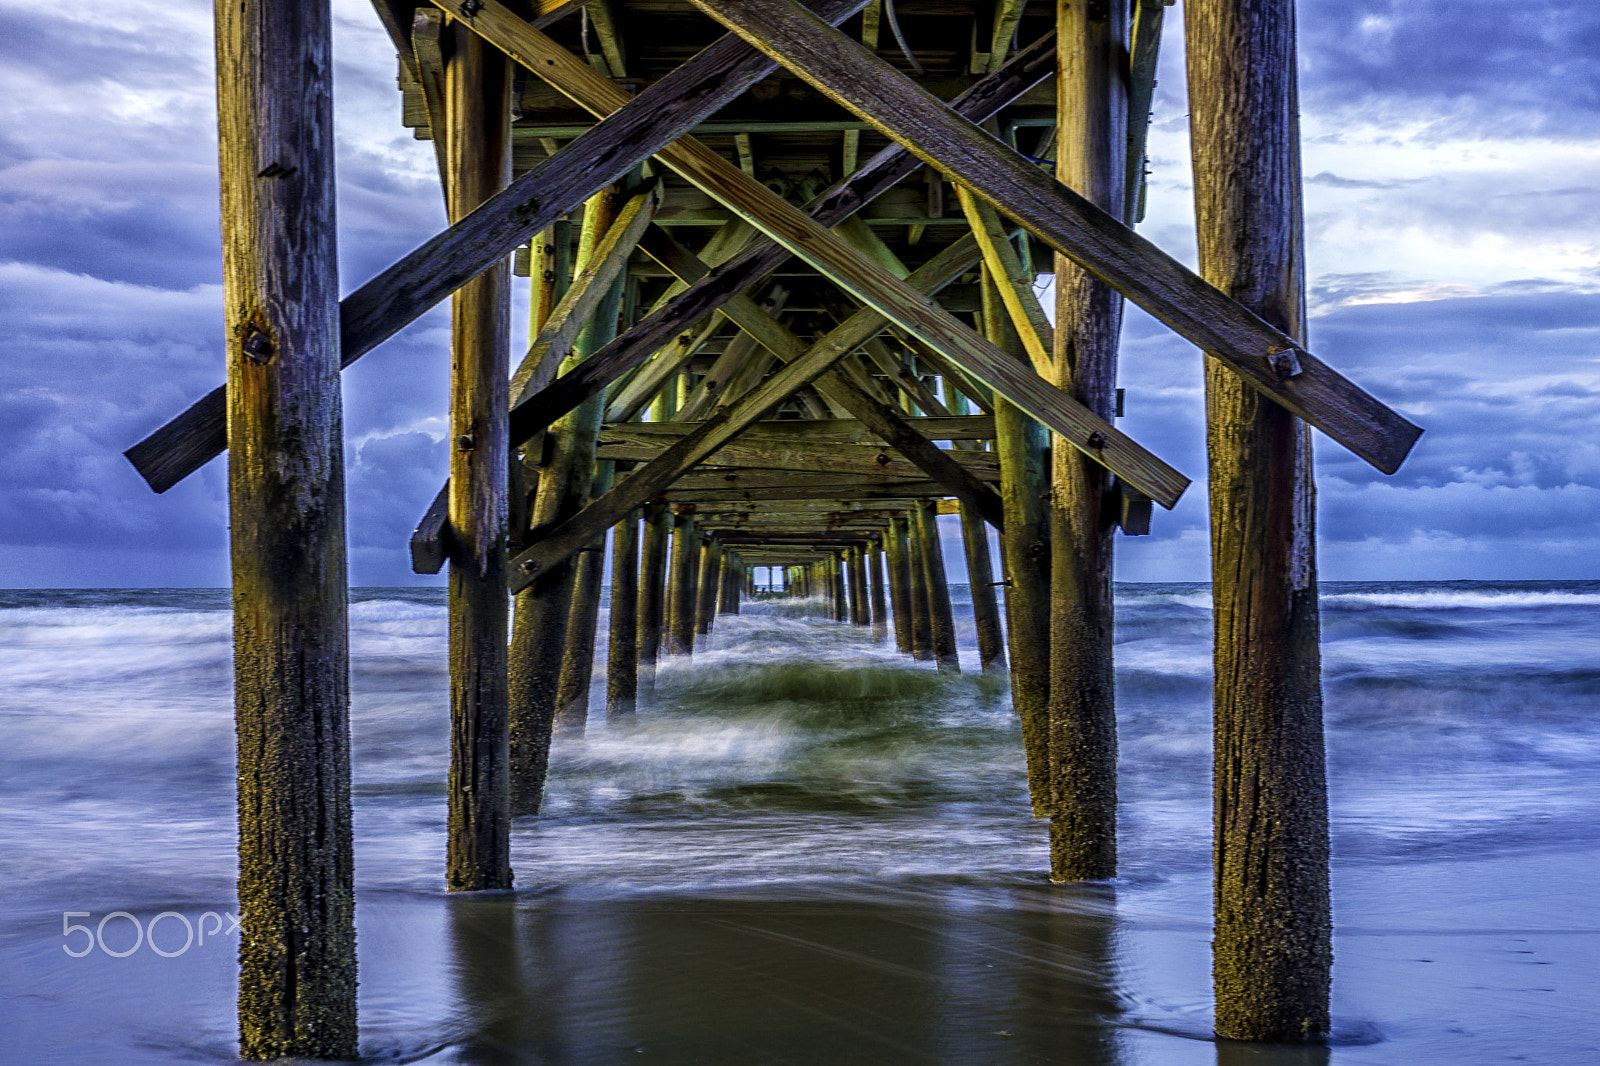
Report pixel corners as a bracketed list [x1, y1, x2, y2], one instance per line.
[684, 0, 1423, 475]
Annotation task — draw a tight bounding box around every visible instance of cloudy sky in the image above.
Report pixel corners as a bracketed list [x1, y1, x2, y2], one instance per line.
[1, 0, 1597, 587]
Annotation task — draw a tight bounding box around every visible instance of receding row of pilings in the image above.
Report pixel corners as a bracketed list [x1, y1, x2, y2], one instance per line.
[197, 0, 1339, 1056]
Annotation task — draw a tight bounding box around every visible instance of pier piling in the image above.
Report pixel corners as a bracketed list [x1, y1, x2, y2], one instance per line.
[217, 0, 358, 1052]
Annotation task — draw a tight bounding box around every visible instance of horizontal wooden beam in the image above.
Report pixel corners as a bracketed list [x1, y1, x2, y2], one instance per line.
[603, 415, 994, 444]
[598, 439, 1001, 481]
[123, 0, 870, 493]
[685, 0, 1423, 475]
[664, 481, 954, 503]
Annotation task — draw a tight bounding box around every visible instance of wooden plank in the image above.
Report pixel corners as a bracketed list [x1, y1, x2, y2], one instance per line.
[985, 0, 1031, 73]
[473, 4, 1186, 507]
[684, 0, 1423, 475]
[511, 183, 658, 403]
[956, 186, 1053, 376]
[410, 9, 450, 187]
[597, 438, 1002, 481]
[218, 0, 356, 1053]
[585, 0, 627, 77]
[123, 0, 870, 494]
[1124, 0, 1173, 224]
[664, 482, 950, 503]
[603, 415, 994, 444]
[410, 480, 451, 574]
[502, 29, 1056, 455]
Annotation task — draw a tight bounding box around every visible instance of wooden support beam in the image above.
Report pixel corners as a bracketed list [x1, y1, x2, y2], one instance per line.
[694, 538, 721, 639]
[960, 498, 1006, 673]
[604, 415, 994, 444]
[636, 500, 670, 703]
[410, 481, 451, 574]
[1189, 0, 1331, 1041]
[596, 438, 1001, 482]
[124, 0, 870, 494]
[218, 0, 357, 1052]
[986, 267, 1052, 819]
[1046, 0, 1124, 884]
[444, 15, 514, 893]
[885, 515, 913, 653]
[956, 186, 1053, 376]
[607, 509, 640, 718]
[512, 183, 658, 403]
[508, 184, 625, 813]
[665, 514, 698, 655]
[410, 9, 450, 188]
[684, 0, 1422, 475]
[585, 0, 627, 77]
[1125, 0, 1173, 224]
[914, 500, 960, 672]
[985, 0, 1031, 73]
[735, 132, 757, 176]
[868, 535, 889, 641]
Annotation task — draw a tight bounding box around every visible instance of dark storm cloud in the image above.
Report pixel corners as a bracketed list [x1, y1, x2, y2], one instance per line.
[1298, 0, 1600, 132]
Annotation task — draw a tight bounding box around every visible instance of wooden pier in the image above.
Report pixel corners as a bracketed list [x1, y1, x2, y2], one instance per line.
[127, 0, 1420, 1055]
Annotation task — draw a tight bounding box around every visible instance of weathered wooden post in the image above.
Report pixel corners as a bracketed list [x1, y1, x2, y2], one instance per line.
[554, 243, 629, 732]
[1187, 0, 1331, 1040]
[509, 185, 623, 812]
[838, 550, 851, 617]
[906, 517, 934, 659]
[1047, 0, 1127, 882]
[636, 500, 670, 702]
[868, 534, 889, 642]
[217, 0, 356, 1053]
[915, 501, 961, 672]
[607, 510, 640, 718]
[959, 501, 1006, 672]
[694, 537, 720, 641]
[444, 13, 514, 886]
[666, 512, 698, 654]
[886, 514, 914, 654]
[986, 267, 1055, 846]
[848, 545, 870, 626]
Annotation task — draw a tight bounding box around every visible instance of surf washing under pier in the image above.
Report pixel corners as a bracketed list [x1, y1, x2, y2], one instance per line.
[123, 0, 1423, 1058]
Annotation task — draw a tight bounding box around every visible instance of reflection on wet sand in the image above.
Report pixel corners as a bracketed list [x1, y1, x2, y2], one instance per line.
[444, 880, 1126, 1064]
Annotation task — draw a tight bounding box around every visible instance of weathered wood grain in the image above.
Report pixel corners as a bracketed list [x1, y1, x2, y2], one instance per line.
[218, 0, 356, 1054]
[1189, 0, 1331, 1042]
[443, 22, 514, 893]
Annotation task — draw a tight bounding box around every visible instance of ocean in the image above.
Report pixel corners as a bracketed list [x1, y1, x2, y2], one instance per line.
[1, 582, 1596, 1063]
